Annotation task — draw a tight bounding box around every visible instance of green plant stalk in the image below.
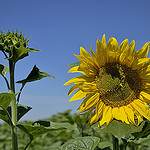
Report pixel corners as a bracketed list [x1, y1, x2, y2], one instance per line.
[9, 58, 18, 150]
[112, 134, 119, 150]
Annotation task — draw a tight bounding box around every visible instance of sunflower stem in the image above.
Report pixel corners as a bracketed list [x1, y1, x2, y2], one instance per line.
[9, 54, 18, 150]
[112, 134, 119, 150]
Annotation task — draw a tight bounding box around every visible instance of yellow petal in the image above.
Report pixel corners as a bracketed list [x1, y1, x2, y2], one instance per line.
[77, 93, 99, 112]
[119, 107, 130, 124]
[88, 112, 99, 125]
[124, 106, 136, 125]
[119, 39, 128, 53]
[135, 42, 150, 58]
[95, 100, 104, 116]
[99, 105, 113, 126]
[75, 54, 98, 74]
[69, 90, 87, 102]
[79, 82, 97, 92]
[102, 34, 107, 49]
[68, 84, 79, 96]
[90, 47, 100, 68]
[134, 111, 143, 125]
[119, 45, 129, 64]
[112, 107, 121, 120]
[68, 66, 85, 74]
[128, 40, 135, 55]
[140, 91, 150, 104]
[107, 37, 119, 52]
[79, 105, 95, 115]
[130, 99, 150, 121]
[96, 39, 106, 65]
[64, 75, 94, 86]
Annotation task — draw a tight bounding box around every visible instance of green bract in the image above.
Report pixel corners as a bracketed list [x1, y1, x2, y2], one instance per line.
[0, 30, 40, 63]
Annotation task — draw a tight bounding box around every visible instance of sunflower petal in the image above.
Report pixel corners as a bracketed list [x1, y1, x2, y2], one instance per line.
[64, 75, 94, 86]
[77, 93, 99, 112]
[124, 106, 136, 125]
[69, 90, 87, 102]
[135, 42, 150, 58]
[68, 84, 79, 96]
[68, 66, 85, 74]
[107, 37, 119, 52]
[99, 105, 113, 126]
[130, 99, 150, 121]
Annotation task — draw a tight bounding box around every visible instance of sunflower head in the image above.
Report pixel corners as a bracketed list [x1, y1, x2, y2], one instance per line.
[64, 35, 150, 127]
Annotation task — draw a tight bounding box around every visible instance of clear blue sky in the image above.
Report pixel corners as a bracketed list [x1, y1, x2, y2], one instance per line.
[0, 0, 150, 121]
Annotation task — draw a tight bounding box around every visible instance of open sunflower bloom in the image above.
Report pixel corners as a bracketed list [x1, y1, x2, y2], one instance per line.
[64, 35, 150, 127]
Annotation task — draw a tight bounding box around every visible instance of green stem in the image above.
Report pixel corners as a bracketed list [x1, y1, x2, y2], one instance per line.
[112, 134, 119, 150]
[24, 140, 32, 150]
[16, 83, 25, 104]
[9, 57, 18, 150]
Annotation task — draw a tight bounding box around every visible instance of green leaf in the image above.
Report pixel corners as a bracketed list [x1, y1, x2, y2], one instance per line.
[67, 61, 80, 68]
[0, 93, 15, 124]
[132, 120, 150, 140]
[0, 108, 10, 123]
[92, 120, 144, 139]
[17, 122, 74, 141]
[98, 142, 112, 150]
[0, 93, 15, 110]
[16, 65, 55, 84]
[0, 64, 9, 77]
[59, 136, 100, 150]
[32, 120, 50, 127]
[7, 104, 32, 122]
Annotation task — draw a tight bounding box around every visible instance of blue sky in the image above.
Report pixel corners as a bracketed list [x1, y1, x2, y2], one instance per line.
[0, 0, 150, 121]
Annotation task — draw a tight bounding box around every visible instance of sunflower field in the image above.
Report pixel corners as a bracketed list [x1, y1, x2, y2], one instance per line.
[0, 110, 150, 150]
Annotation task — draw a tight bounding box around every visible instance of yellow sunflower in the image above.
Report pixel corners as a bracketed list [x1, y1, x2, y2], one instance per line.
[64, 34, 150, 127]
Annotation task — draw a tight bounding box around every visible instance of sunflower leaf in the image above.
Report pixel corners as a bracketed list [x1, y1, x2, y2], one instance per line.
[7, 104, 32, 122]
[92, 120, 144, 139]
[67, 61, 80, 68]
[17, 122, 74, 141]
[0, 64, 9, 77]
[58, 136, 100, 150]
[132, 120, 150, 140]
[16, 65, 55, 84]
[0, 93, 15, 110]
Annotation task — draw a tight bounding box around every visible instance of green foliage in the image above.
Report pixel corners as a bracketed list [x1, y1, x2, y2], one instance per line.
[0, 110, 149, 149]
[16, 65, 55, 85]
[0, 93, 15, 110]
[0, 64, 9, 76]
[59, 136, 100, 150]
[92, 120, 144, 139]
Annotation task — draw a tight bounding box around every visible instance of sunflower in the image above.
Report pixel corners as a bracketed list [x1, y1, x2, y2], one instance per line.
[64, 35, 150, 127]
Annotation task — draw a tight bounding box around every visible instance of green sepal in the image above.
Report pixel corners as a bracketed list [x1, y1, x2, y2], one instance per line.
[67, 61, 80, 68]
[7, 46, 40, 63]
[92, 120, 144, 139]
[16, 65, 55, 84]
[58, 136, 100, 150]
